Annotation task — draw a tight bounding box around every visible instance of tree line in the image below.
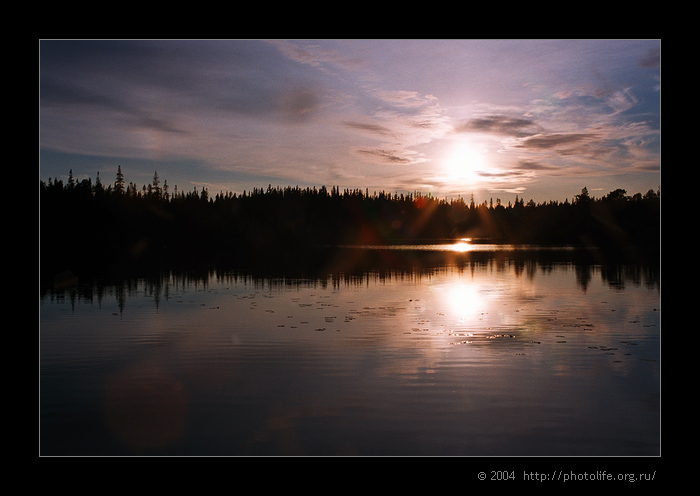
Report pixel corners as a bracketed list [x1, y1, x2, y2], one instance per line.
[40, 167, 660, 277]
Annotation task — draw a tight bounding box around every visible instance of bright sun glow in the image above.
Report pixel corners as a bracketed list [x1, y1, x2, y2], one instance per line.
[445, 281, 483, 320]
[449, 238, 472, 252]
[443, 142, 487, 185]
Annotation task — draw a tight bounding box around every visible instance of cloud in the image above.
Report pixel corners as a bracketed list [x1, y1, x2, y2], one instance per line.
[267, 40, 324, 67]
[135, 117, 188, 134]
[342, 121, 395, 137]
[266, 40, 364, 73]
[370, 89, 434, 109]
[513, 160, 558, 171]
[340, 89, 451, 168]
[639, 47, 660, 68]
[490, 186, 528, 195]
[516, 132, 601, 150]
[268, 40, 452, 170]
[477, 169, 530, 178]
[278, 88, 322, 123]
[353, 148, 415, 165]
[41, 80, 127, 112]
[606, 88, 639, 115]
[510, 131, 626, 170]
[455, 115, 541, 137]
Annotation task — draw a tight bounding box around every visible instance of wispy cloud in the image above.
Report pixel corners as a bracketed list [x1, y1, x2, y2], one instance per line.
[354, 148, 414, 164]
[266, 40, 365, 73]
[342, 121, 395, 137]
[513, 160, 558, 172]
[639, 47, 660, 68]
[516, 132, 601, 150]
[454, 115, 542, 138]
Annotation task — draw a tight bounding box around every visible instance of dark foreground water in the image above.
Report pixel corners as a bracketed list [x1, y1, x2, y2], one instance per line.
[40, 245, 660, 456]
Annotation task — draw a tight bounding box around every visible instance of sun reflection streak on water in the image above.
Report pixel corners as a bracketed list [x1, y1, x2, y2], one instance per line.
[449, 239, 472, 252]
[342, 238, 482, 253]
[444, 279, 483, 321]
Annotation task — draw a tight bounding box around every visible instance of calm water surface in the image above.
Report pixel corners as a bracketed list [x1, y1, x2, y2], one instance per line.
[40, 246, 660, 456]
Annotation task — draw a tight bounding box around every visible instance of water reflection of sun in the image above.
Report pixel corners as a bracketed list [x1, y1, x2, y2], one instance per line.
[449, 238, 472, 252]
[445, 279, 484, 321]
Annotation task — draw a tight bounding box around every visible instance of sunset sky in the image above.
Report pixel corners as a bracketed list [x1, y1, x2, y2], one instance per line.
[39, 39, 661, 204]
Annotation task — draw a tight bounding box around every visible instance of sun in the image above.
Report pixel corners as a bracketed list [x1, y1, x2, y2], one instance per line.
[443, 142, 487, 185]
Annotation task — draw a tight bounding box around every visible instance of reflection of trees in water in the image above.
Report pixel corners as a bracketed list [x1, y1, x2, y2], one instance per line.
[41, 247, 659, 314]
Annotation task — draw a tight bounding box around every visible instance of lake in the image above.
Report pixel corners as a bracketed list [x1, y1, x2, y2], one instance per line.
[40, 244, 660, 456]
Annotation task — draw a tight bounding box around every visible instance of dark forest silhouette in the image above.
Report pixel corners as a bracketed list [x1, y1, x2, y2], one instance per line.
[40, 167, 660, 279]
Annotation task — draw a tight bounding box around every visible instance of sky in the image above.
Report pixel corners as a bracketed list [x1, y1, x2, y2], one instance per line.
[39, 39, 661, 204]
